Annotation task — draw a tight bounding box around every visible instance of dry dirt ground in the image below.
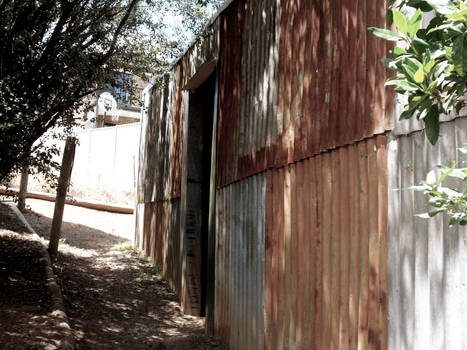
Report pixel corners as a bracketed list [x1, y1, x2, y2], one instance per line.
[0, 203, 64, 349]
[7, 198, 227, 349]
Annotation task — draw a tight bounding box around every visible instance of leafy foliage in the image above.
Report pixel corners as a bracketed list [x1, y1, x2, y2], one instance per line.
[369, 0, 466, 145]
[0, 0, 222, 183]
[410, 154, 467, 226]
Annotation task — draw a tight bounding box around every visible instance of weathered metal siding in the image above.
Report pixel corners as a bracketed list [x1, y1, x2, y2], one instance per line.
[388, 117, 467, 350]
[135, 199, 182, 296]
[215, 173, 266, 349]
[265, 135, 388, 349]
[137, 75, 172, 203]
[216, 0, 245, 187]
[169, 66, 186, 198]
[216, 0, 394, 187]
[135, 11, 221, 314]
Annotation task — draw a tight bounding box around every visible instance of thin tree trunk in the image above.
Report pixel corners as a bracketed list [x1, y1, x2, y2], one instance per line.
[17, 166, 29, 211]
[48, 136, 76, 257]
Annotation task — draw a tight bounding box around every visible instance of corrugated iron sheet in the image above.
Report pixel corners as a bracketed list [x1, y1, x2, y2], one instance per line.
[388, 117, 467, 350]
[215, 173, 266, 349]
[137, 76, 172, 202]
[216, 0, 245, 187]
[216, 0, 394, 188]
[134, 199, 183, 297]
[169, 65, 185, 198]
[265, 135, 388, 349]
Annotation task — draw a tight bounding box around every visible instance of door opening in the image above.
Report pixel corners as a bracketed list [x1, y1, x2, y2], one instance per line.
[185, 72, 216, 316]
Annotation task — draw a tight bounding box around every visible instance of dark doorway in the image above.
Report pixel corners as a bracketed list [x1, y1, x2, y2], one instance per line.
[185, 72, 216, 316]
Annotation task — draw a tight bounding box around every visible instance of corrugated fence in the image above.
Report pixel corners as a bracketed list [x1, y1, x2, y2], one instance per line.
[388, 117, 467, 350]
[215, 173, 266, 349]
[134, 0, 467, 349]
[265, 135, 388, 349]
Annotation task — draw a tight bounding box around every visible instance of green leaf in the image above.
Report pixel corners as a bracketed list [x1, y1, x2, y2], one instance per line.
[424, 106, 440, 145]
[432, 61, 449, 79]
[452, 35, 466, 76]
[427, 22, 465, 34]
[449, 217, 461, 226]
[393, 8, 409, 34]
[386, 79, 421, 91]
[446, 7, 467, 21]
[393, 46, 408, 57]
[414, 65, 425, 83]
[446, 46, 453, 63]
[400, 110, 414, 120]
[368, 27, 404, 41]
[408, 9, 423, 37]
[425, 0, 457, 14]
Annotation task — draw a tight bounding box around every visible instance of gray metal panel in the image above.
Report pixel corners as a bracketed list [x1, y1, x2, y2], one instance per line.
[388, 116, 467, 350]
[215, 173, 266, 350]
[391, 94, 466, 137]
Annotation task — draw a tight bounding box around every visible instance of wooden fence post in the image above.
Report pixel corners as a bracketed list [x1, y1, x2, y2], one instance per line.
[48, 137, 76, 257]
[17, 166, 29, 211]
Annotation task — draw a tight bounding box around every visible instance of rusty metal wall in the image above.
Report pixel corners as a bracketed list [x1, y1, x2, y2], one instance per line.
[135, 199, 182, 296]
[135, 11, 221, 317]
[388, 117, 467, 350]
[216, 0, 394, 188]
[137, 75, 172, 203]
[264, 135, 388, 349]
[215, 173, 266, 349]
[216, 0, 245, 187]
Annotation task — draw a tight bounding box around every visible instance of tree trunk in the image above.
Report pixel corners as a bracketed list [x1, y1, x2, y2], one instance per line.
[48, 137, 76, 257]
[17, 166, 29, 211]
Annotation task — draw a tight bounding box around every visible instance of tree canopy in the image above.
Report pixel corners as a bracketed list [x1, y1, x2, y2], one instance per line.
[0, 0, 222, 182]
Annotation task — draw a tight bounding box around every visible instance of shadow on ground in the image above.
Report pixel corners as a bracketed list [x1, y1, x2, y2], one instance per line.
[22, 208, 227, 349]
[0, 204, 65, 350]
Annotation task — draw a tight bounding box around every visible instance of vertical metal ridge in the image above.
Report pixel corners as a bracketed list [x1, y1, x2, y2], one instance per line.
[265, 136, 388, 349]
[215, 172, 266, 349]
[388, 117, 467, 350]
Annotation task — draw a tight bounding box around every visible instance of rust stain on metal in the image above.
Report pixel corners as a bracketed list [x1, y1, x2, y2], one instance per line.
[216, 0, 393, 188]
[216, 0, 244, 187]
[264, 136, 388, 349]
[169, 65, 185, 198]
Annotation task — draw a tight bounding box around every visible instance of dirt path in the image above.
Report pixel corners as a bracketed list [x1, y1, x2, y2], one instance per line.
[22, 199, 227, 349]
[0, 203, 64, 349]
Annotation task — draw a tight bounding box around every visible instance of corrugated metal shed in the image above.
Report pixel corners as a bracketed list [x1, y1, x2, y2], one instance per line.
[265, 135, 388, 349]
[388, 117, 467, 350]
[215, 173, 266, 349]
[216, 0, 394, 187]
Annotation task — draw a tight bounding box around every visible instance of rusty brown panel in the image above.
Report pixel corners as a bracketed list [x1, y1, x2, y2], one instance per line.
[320, 151, 333, 349]
[349, 145, 361, 350]
[330, 149, 341, 349]
[165, 199, 182, 296]
[336, 1, 349, 147]
[317, 0, 333, 156]
[377, 135, 389, 350]
[342, 0, 358, 146]
[264, 136, 388, 349]
[327, 1, 341, 152]
[367, 137, 381, 349]
[216, 0, 244, 187]
[309, 2, 322, 157]
[357, 140, 370, 350]
[311, 155, 323, 350]
[265, 167, 286, 349]
[169, 65, 185, 199]
[365, 0, 377, 136]
[355, 0, 367, 143]
[338, 147, 351, 350]
[374, 2, 386, 134]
